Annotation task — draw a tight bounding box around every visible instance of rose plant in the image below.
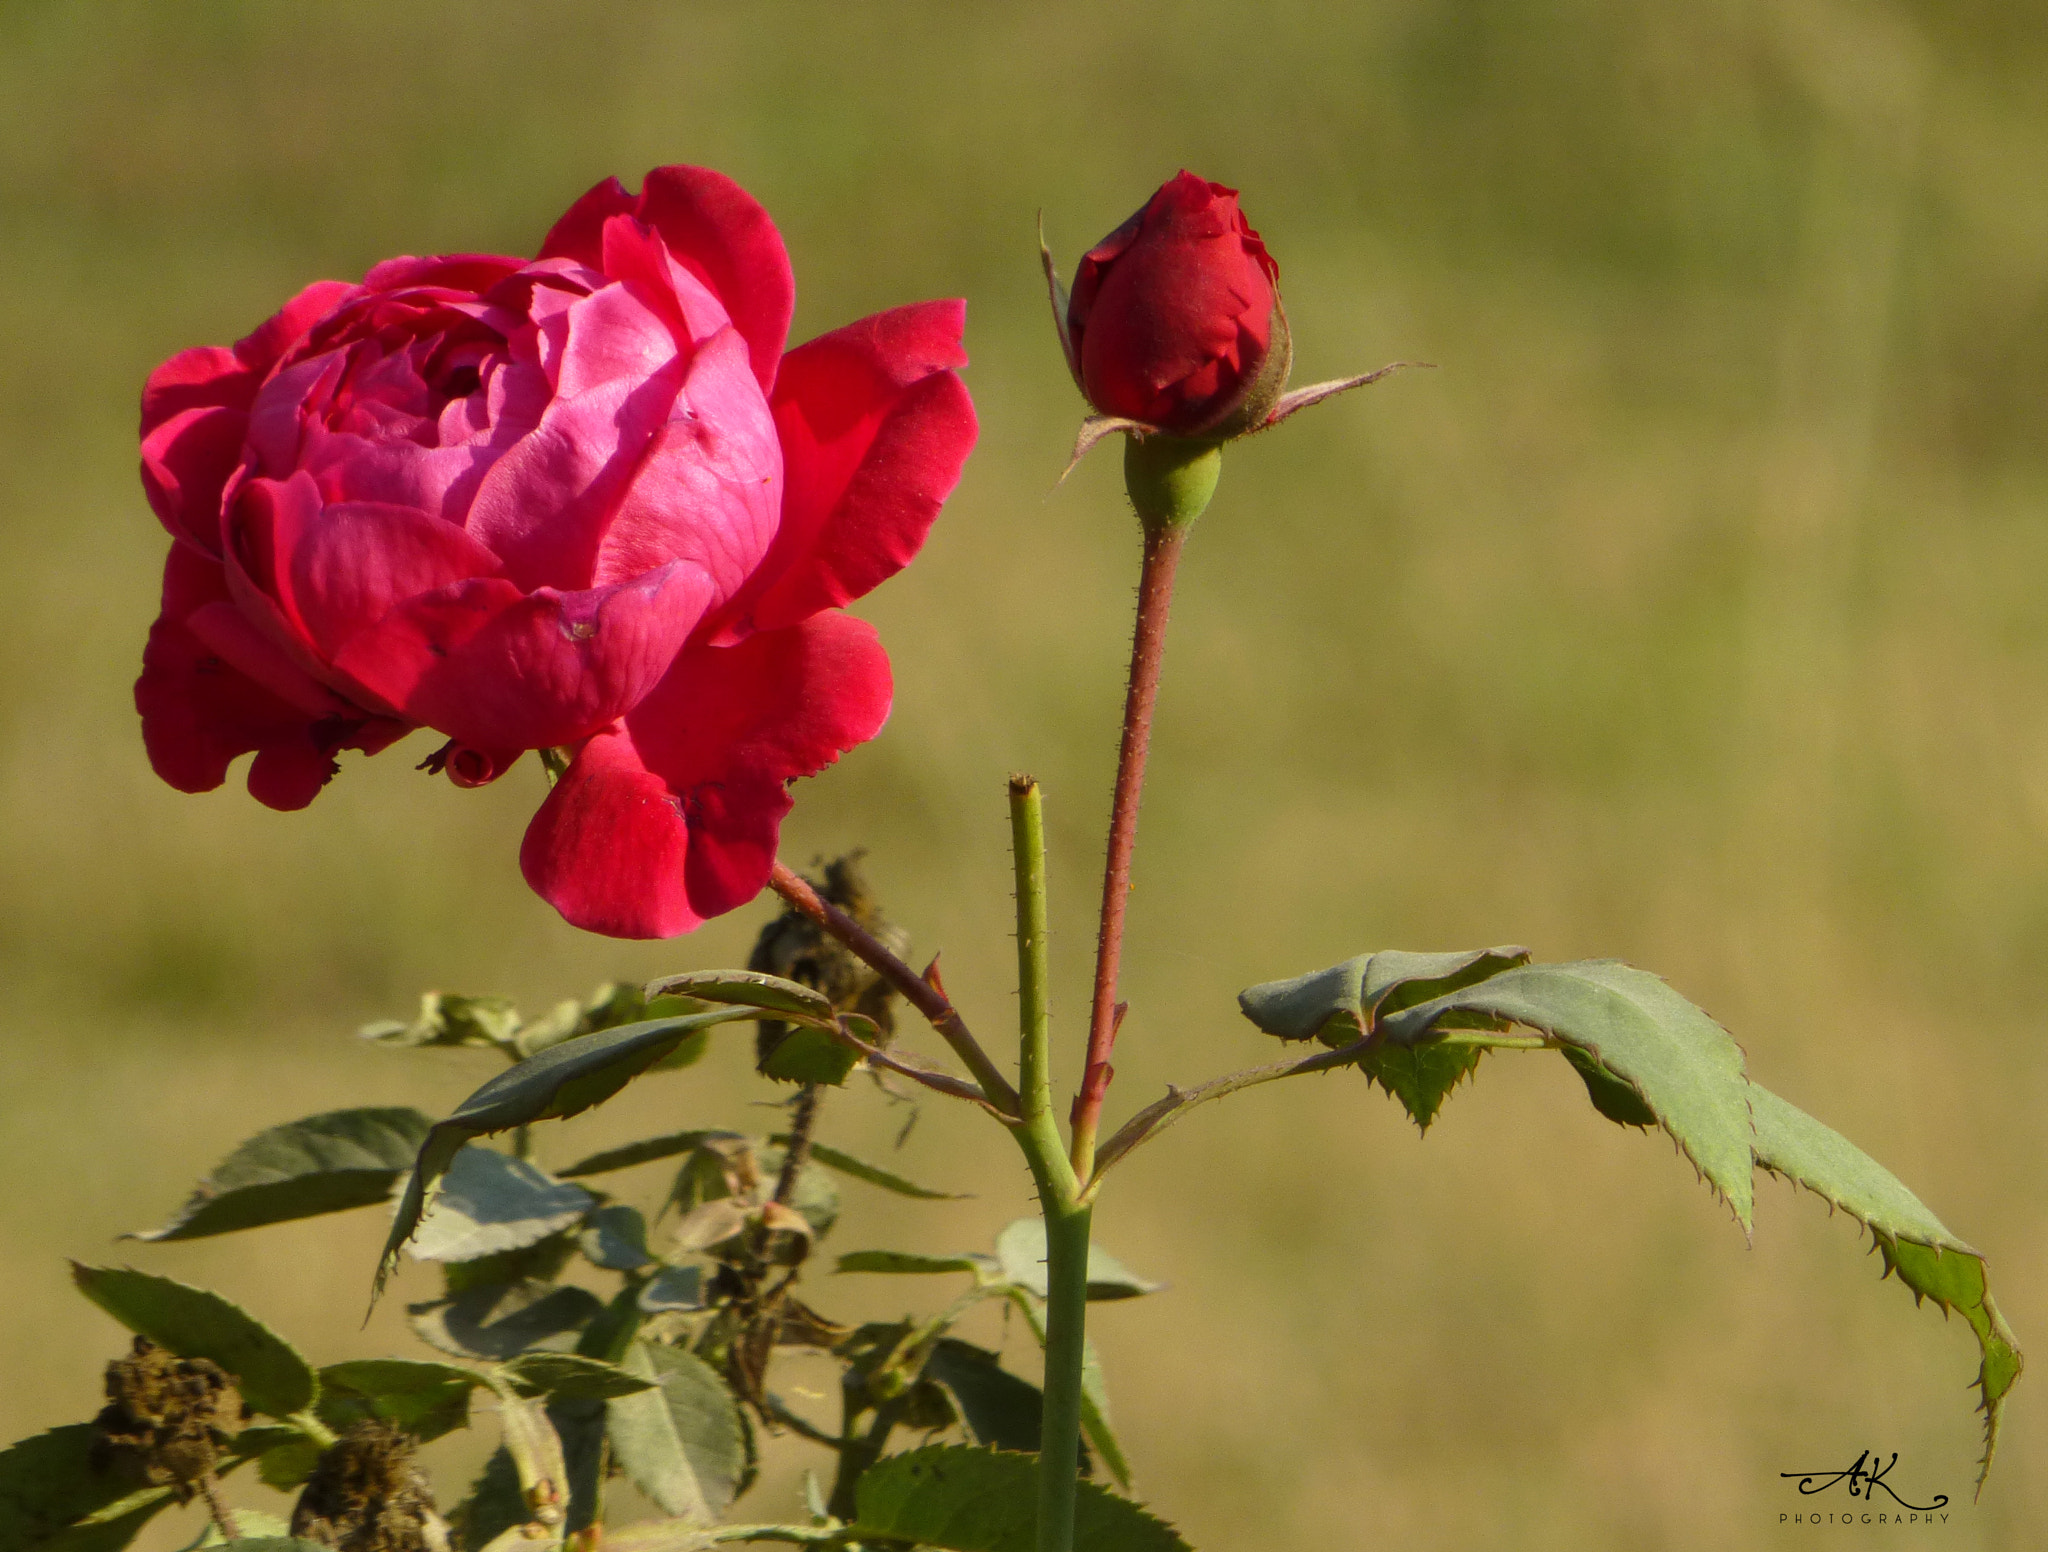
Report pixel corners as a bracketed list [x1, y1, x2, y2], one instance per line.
[0, 167, 2020, 1552]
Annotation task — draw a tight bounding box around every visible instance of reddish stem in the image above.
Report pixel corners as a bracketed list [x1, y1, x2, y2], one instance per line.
[767, 860, 1020, 1117]
[1069, 523, 1188, 1176]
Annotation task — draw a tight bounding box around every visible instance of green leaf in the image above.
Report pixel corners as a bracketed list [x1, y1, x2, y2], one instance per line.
[1239, 946, 1530, 1044]
[580, 1205, 654, 1271]
[1354, 1043, 1484, 1132]
[360, 992, 522, 1051]
[253, 1437, 323, 1490]
[642, 970, 837, 1023]
[781, 1161, 840, 1240]
[0, 1425, 173, 1552]
[558, 1130, 737, 1180]
[606, 1341, 748, 1525]
[408, 1148, 594, 1264]
[995, 1219, 1163, 1301]
[40, 1496, 176, 1552]
[176, 1510, 292, 1548]
[1378, 960, 1755, 1228]
[1007, 1293, 1131, 1492]
[550, 1395, 608, 1535]
[450, 1448, 528, 1552]
[71, 1265, 316, 1418]
[516, 981, 655, 1058]
[500, 1351, 657, 1401]
[835, 1250, 994, 1279]
[637, 1267, 705, 1314]
[1560, 1044, 1657, 1129]
[776, 1139, 968, 1200]
[924, 1339, 1083, 1466]
[408, 1280, 604, 1361]
[852, 1445, 1188, 1552]
[318, 1359, 481, 1442]
[126, 1108, 433, 1242]
[757, 1026, 860, 1085]
[374, 1008, 764, 1299]
[1749, 1081, 2023, 1489]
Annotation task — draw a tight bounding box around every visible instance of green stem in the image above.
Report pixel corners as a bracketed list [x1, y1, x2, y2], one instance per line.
[1006, 777, 1088, 1552]
[1011, 777, 1056, 1140]
[1084, 1031, 1559, 1189]
[1034, 1199, 1092, 1552]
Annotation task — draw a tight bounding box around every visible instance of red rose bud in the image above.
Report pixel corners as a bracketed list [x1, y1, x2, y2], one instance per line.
[1063, 172, 1289, 440]
[1043, 175, 1427, 499]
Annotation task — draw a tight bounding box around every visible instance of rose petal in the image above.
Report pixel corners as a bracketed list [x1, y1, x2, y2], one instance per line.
[234, 279, 359, 374]
[461, 357, 687, 591]
[537, 177, 638, 269]
[136, 544, 399, 811]
[517, 612, 891, 938]
[598, 213, 735, 352]
[141, 347, 254, 438]
[636, 165, 794, 392]
[712, 301, 974, 639]
[590, 324, 781, 596]
[220, 471, 322, 665]
[634, 611, 891, 918]
[519, 725, 696, 938]
[290, 500, 505, 657]
[361, 254, 526, 294]
[553, 267, 687, 399]
[140, 404, 249, 552]
[332, 561, 716, 750]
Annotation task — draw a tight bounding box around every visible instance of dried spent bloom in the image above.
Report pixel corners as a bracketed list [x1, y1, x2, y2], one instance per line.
[748, 852, 906, 1075]
[290, 1421, 447, 1552]
[90, 1338, 242, 1497]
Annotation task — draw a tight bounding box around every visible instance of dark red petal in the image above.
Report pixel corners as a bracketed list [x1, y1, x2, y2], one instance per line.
[538, 177, 638, 268]
[247, 738, 340, 811]
[333, 562, 715, 751]
[360, 254, 526, 294]
[140, 404, 248, 553]
[136, 544, 356, 810]
[520, 725, 697, 938]
[520, 614, 890, 938]
[680, 774, 791, 925]
[714, 301, 975, 640]
[636, 166, 794, 392]
[141, 347, 255, 438]
[631, 612, 892, 918]
[233, 280, 358, 373]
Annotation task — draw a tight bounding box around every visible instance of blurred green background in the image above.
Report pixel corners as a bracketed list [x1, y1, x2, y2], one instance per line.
[2, 0, 2044, 1546]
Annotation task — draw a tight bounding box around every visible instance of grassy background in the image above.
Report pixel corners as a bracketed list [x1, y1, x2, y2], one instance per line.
[2, 1, 2045, 1546]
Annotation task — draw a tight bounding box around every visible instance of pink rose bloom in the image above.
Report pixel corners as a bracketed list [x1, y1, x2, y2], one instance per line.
[136, 166, 975, 938]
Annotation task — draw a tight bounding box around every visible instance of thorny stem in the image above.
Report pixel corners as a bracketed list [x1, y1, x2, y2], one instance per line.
[1069, 523, 1189, 1180]
[196, 1471, 240, 1544]
[772, 1085, 823, 1206]
[1003, 777, 1089, 1552]
[768, 860, 1021, 1117]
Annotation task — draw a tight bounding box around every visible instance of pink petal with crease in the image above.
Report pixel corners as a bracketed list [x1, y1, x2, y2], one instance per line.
[332, 561, 715, 750]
